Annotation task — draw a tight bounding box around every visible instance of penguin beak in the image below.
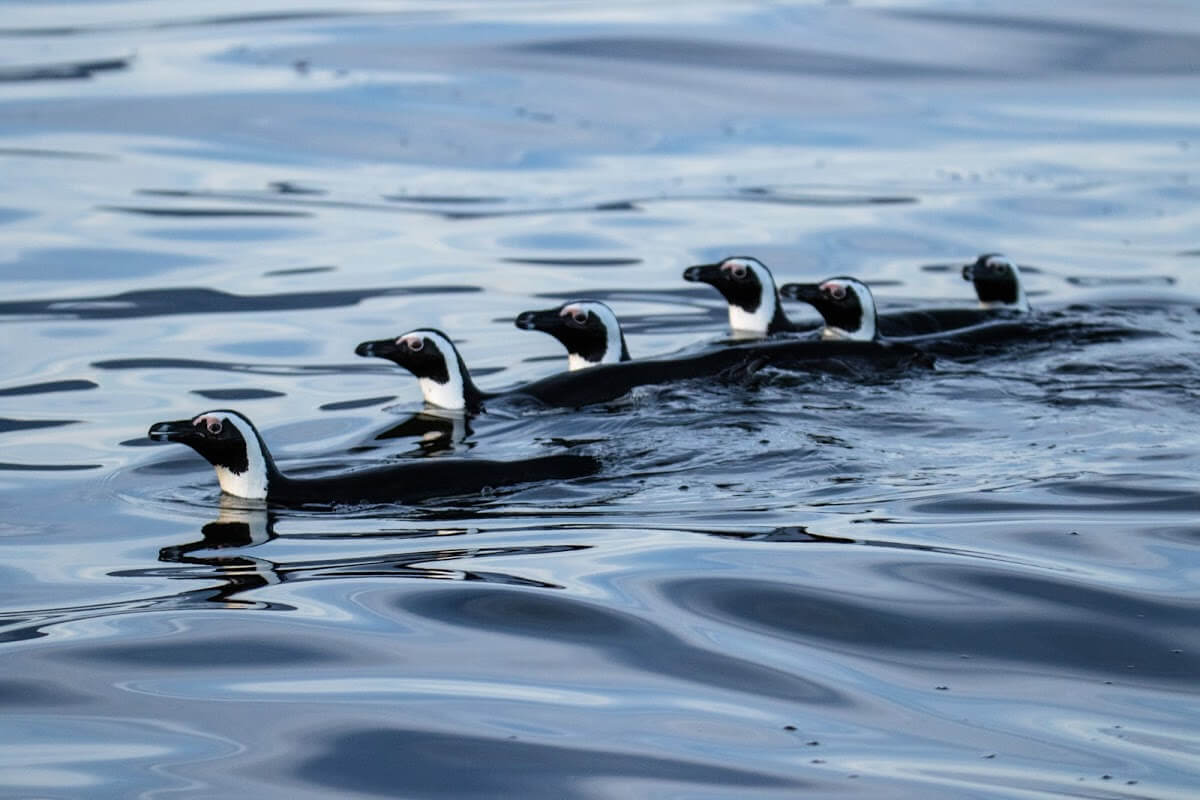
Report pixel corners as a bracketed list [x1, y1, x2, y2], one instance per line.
[961, 264, 975, 281]
[779, 283, 822, 304]
[683, 263, 722, 285]
[355, 339, 399, 360]
[148, 419, 196, 443]
[514, 308, 563, 333]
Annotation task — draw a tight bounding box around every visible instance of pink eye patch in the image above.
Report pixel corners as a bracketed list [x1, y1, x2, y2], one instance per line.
[821, 282, 847, 300]
[192, 414, 223, 434]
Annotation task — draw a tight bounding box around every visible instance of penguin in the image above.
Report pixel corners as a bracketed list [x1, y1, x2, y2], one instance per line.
[356, 327, 924, 413]
[778, 277, 879, 342]
[147, 409, 599, 505]
[355, 329, 488, 413]
[682, 257, 815, 337]
[781, 255, 1031, 341]
[514, 300, 630, 370]
[962, 253, 1029, 311]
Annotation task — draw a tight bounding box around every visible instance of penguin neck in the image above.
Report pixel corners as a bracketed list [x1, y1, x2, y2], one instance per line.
[566, 327, 630, 371]
[728, 287, 782, 337]
[419, 349, 485, 414]
[821, 313, 875, 342]
[212, 419, 283, 501]
[567, 352, 595, 371]
[609, 319, 631, 363]
[617, 333, 631, 361]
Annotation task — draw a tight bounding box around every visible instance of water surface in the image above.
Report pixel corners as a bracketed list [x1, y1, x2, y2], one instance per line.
[2, 1, 1199, 797]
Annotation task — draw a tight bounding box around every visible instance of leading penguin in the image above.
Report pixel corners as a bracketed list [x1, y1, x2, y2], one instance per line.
[148, 409, 599, 505]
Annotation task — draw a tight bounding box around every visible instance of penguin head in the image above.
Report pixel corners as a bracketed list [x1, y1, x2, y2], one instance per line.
[355, 328, 478, 412]
[148, 409, 273, 500]
[780, 277, 877, 341]
[683, 256, 782, 336]
[514, 300, 630, 370]
[962, 253, 1029, 311]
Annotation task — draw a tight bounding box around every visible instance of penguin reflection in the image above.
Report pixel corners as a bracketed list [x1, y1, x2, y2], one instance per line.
[157, 499, 284, 607]
[354, 409, 472, 458]
[158, 498, 581, 592]
[159, 497, 278, 562]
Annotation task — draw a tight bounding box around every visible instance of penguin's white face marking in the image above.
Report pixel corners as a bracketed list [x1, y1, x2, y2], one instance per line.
[722, 258, 777, 336]
[195, 411, 270, 500]
[559, 301, 623, 369]
[403, 329, 467, 411]
[816, 278, 876, 341]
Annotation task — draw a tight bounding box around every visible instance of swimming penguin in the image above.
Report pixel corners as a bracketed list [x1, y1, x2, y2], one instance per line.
[514, 300, 630, 370]
[683, 257, 814, 337]
[147, 409, 599, 505]
[781, 255, 1030, 341]
[356, 330, 488, 413]
[963, 253, 1029, 311]
[356, 327, 924, 413]
[779, 277, 879, 341]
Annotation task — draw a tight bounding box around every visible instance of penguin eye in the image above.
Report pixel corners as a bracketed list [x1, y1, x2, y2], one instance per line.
[207, 420, 223, 435]
[826, 284, 847, 300]
[723, 262, 748, 279]
[571, 311, 588, 325]
[405, 337, 424, 352]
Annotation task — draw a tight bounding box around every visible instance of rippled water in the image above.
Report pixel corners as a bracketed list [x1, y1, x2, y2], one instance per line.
[2, 1, 1199, 797]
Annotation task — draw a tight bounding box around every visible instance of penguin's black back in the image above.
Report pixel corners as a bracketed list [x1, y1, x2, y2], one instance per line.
[502, 338, 925, 409]
[877, 308, 1014, 339]
[267, 453, 599, 506]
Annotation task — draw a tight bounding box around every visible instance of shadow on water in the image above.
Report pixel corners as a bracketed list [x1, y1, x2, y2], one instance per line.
[115, 185, 916, 221]
[0, 285, 479, 321]
[398, 585, 844, 705]
[670, 571, 1200, 683]
[0, 506, 587, 645]
[0, 10, 367, 37]
[0, 378, 98, 396]
[296, 727, 807, 799]
[0, 57, 129, 83]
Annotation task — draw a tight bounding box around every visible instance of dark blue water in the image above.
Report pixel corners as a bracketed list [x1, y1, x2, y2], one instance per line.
[2, 2, 1199, 797]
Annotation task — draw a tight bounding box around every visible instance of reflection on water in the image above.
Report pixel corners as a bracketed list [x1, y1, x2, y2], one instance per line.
[2, 0, 1200, 797]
